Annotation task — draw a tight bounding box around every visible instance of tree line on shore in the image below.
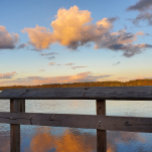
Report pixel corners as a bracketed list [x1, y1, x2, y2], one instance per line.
[1, 79, 152, 90]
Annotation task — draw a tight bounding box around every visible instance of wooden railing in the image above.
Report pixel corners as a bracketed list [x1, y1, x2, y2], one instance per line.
[0, 86, 152, 152]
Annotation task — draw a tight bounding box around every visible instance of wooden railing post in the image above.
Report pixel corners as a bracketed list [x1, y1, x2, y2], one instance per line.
[96, 99, 106, 152]
[10, 99, 25, 152]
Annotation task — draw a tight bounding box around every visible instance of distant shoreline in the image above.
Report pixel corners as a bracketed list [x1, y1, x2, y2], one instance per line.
[1, 79, 152, 90]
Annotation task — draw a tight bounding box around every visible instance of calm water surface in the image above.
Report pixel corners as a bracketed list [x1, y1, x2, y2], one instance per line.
[0, 99, 152, 152]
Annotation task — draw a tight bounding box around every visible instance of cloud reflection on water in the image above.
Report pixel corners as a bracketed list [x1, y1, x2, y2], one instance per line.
[0, 126, 151, 152]
[23, 127, 150, 152]
[26, 127, 93, 152]
[0, 134, 10, 152]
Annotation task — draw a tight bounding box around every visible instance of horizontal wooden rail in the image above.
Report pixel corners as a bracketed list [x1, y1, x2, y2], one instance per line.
[1, 86, 152, 100]
[0, 112, 152, 132]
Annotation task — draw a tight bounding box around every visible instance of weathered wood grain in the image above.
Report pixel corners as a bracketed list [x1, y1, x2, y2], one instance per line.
[0, 86, 152, 100]
[10, 99, 25, 152]
[96, 99, 106, 152]
[0, 112, 152, 132]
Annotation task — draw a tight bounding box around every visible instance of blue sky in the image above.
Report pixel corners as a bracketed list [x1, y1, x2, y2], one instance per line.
[0, 0, 152, 86]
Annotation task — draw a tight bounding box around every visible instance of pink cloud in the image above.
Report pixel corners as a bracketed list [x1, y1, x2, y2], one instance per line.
[0, 72, 16, 79]
[0, 72, 111, 86]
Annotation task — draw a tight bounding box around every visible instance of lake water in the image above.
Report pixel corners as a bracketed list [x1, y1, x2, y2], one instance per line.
[0, 99, 152, 152]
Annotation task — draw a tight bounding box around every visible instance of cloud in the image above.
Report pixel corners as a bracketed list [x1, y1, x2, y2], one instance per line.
[72, 66, 87, 70]
[127, 0, 152, 25]
[41, 52, 58, 56]
[49, 62, 61, 66]
[20, 72, 110, 85]
[132, 12, 152, 25]
[51, 5, 92, 48]
[0, 72, 16, 79]
[48, 62, 86, 68]
[0, 72, 111, 86]
[23, 5, 151, 57]
[127, 0, 152, 11]
[23, 6, 92, 50]
[65, 62, 87, 70]
[93, 29, 151, 57]
[49, 62, 56, 66]
[17, 43, 28, 49]
[65, 62, 75, 66]
[47, 56, 56, 60]
[41, 52, 58, 60]
[23, 25, 54, 50]
[0, 26, 18, 49]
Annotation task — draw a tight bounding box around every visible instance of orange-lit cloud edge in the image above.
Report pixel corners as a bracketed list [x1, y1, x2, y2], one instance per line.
[22, 6, 151, 57]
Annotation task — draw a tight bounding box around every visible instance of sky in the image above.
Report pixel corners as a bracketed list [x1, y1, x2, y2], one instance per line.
[0, 0, 152, 86]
